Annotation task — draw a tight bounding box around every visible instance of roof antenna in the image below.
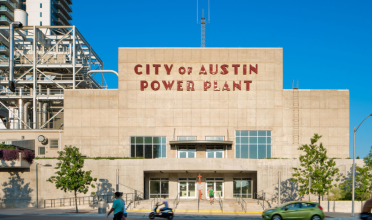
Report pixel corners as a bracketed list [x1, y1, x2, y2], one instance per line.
[197, 0, 210, 47]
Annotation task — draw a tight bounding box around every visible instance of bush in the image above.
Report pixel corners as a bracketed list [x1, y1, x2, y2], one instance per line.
[22, 150, 35, 164]
[0, 149, 35, 164]
[0, 142, 16, 150]
[2, 149, 20, 161]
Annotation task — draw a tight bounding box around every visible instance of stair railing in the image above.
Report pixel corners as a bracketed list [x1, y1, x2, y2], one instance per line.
[150, 195, 160, 211]
[173, 193, 180, 211]
[218, 194, 223, 213]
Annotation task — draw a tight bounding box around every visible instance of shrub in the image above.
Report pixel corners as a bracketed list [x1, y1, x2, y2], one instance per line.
[2, 149, 20, 161]
[0, 142, 16, 150]
[0, 149, 35, 164]
[22, 150, 35, 164]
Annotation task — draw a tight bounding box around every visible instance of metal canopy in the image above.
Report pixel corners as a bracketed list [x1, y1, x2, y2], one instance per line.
[169, 140, 233, 146]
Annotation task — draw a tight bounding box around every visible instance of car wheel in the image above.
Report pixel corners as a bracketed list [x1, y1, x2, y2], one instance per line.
[311, 215, 321, 220]
[272, 214, 282, 220]
[149, 213, 155, 219]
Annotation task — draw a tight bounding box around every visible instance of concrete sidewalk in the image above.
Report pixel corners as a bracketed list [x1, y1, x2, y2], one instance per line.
[0, 207, 360, 219]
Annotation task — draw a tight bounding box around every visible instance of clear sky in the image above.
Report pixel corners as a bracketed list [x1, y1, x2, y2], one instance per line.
[73, 0, 372, 159]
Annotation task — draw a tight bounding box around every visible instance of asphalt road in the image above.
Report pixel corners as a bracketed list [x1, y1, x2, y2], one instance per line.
[0, 215, 262, 220]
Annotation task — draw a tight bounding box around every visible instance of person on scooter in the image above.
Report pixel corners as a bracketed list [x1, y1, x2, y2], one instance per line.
[157, 196, 169, 214]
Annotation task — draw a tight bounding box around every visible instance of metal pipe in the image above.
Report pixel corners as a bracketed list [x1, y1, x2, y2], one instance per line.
[8, 22, 23, 92]
[42, 102, 48, 125]
[38, 102, 42, 128]
[18, 88, 23, 129]
[24, 102, 31, 129]
[116, 169, 119, 192]
[32, 25, 37, 129]
[278, 171, 281, 206]
[73, 26, 76, 89]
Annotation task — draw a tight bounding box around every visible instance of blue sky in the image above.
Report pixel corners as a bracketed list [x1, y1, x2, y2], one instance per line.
[73, 0, 372, 159]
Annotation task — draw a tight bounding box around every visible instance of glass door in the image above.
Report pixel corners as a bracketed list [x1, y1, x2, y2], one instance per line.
[233, 178, 252, 198]
[178, 178, 196, 199]
[150, 178, 169, 198]
[206, 178, 224, 198]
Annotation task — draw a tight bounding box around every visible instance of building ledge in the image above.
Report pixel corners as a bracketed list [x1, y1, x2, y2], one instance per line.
[0, 159, 30, 169]
[169, 140, 233, 146]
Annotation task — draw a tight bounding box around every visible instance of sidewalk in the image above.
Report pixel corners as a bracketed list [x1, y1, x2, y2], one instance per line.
[0, 207, 360, 219]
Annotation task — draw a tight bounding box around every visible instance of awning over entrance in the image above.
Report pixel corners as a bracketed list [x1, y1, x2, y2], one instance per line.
[169, 140, 233, 146]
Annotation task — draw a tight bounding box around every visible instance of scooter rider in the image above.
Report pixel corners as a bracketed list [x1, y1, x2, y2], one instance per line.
[157, 196, 169, 214]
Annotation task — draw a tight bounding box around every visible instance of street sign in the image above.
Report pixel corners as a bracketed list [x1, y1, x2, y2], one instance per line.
[197, 184, 203, 191]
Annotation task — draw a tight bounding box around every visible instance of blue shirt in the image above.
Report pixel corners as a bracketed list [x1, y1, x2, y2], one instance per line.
[112, 198, 124, 214]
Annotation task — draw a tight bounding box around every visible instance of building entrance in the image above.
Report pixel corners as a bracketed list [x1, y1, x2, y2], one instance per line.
[233, 178, 252, 198]
[179, 178, 196, 198]
[206, 178, 224, 198]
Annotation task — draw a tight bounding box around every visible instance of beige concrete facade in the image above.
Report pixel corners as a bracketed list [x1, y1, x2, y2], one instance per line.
[0, 48, 351, 203]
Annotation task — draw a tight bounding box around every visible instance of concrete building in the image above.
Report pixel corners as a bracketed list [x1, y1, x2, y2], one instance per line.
[0, 48, 355, 204]
[0, 0, 72, 26]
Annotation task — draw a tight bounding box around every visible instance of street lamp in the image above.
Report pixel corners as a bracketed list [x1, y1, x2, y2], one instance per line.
[352, 114, 372, 217]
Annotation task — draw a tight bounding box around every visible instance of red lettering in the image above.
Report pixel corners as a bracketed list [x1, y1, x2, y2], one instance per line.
[204, 81, 211, 91]
[146, 64, 150, 75]
[179, 67, 186, 75]
[220, 64, 229, 75]
[232, 64, 240, 75]
[214, 81, 220, 91]
[134, 64, 142, 75]
[162, 80, 174, 90]
[250, 64, 258, 74]
[153, 64, 161, 75]
[222, 81, 230, 91]
[199, 65, 207, 75]
[140, 80, 148, 91]
[210, 64, 218, 75]
[188, 67, 192, 75]
[164, 64, 173, 75]
[244, 80, 252, 91]
[243, 64, 247, 75]
[177, 81, 183, 91]
[151, 81, 160, 91]
[187, 81, 195, 91]
[233, 81, 241, 91]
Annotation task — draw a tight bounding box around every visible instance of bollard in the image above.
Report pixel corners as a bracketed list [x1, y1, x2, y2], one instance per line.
[98, 199, 107, 214]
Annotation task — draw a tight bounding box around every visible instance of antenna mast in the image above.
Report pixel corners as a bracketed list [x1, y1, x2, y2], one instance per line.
[197, 0, 210, 47]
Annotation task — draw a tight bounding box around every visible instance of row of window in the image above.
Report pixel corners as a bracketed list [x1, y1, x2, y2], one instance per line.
[178, 147, 224, 158]
[178, 136, 225, 141]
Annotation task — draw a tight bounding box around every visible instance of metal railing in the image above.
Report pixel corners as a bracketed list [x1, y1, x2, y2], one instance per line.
[0, 6, 14, 17]
[218, 195, 223, 212]
[173, 194, 180, 211]
[236, 197, 247, 213]
[43, 193, 135, 209]
[150, 195, 160, 211]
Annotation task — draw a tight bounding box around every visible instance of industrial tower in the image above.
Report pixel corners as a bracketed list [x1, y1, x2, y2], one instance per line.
[197, 0, 210, 47]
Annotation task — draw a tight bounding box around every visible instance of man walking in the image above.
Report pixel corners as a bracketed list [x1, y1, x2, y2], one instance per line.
[209, 186, 214, 204]
[107, 192, 124, 220]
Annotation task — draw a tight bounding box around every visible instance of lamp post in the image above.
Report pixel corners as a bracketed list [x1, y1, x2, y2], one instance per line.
[352, 114, 372, 217]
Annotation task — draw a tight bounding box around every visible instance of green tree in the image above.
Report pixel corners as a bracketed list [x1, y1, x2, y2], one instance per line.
[291, 134, 340, 203]
[339, 146, 372, 200]
[47, 146, 97, 213]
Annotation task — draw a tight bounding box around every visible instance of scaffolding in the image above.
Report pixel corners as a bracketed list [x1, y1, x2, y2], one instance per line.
[0, 26, 105, 130]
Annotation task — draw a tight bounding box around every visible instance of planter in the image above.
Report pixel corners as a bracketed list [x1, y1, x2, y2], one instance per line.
[0, 152, 31, 168]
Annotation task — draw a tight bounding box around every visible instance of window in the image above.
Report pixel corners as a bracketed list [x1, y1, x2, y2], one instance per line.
[150, 178, 169, 198]
[130, 136, 166, 158]
[233, 178, 252, 198]
[206, 136, 224, 141]
[178, 147, 196, 158]
[40, 12, 42, 17]
[40, 21, 42, 26]
[178, 136, 196, 141]
[301, 203, 316, 208]
[235, 130, 271, 159]
[40, 3, 42, 8]
[206, 147, 224, 158]
[284, 203, 301, 210]
[38, 147, 45, 155]
[50, 140, 58, 149]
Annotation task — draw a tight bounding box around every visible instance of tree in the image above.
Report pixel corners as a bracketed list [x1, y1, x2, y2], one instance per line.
[291, 134, 340, 203]
[47, 146, 97, 213]
[339, 146, 372, 200]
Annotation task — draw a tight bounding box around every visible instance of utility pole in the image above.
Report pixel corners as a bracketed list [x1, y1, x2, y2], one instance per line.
[116, 169, 119, 192]
[278, 171, 281, 206]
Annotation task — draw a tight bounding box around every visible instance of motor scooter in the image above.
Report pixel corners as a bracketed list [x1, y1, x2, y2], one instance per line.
[149, 202, 174, 220]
